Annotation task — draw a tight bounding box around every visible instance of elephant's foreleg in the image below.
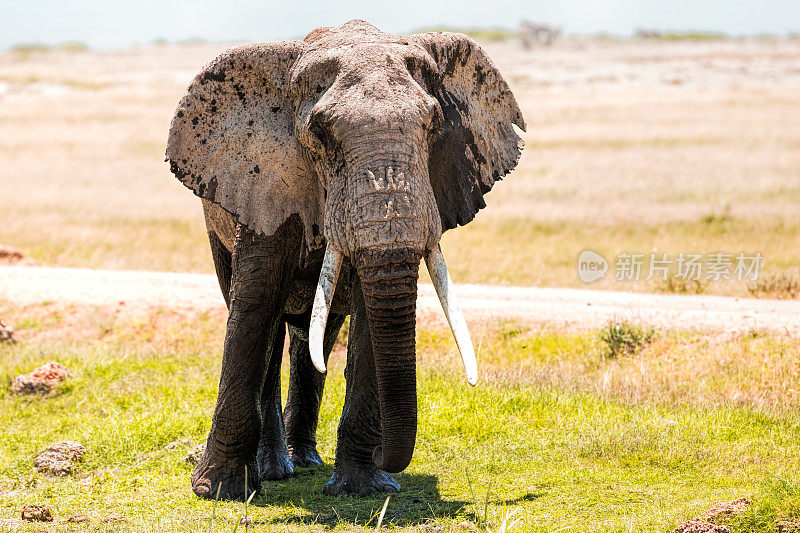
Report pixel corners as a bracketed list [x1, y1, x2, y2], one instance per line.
[323, 277, 400, 496]
[256, 320, 293, 480]
[191, 223, 299, 501]
[284, 312, 346, 467]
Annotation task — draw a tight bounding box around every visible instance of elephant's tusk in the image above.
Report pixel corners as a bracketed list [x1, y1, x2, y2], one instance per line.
[424, 244, 478, 386]
[309, 244, 343, 373]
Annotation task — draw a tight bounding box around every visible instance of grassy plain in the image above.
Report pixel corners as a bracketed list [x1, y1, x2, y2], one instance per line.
[2, 34, 800, 533]
[1, 303, 799, 532]
[1, 39, 799, 294]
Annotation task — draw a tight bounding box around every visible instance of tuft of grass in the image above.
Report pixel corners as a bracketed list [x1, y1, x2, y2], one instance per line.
[599, 320, 657, 359]
[701, 211, 733, 226]
[748, 271, 800, 299]
[658, 276, 709, 295]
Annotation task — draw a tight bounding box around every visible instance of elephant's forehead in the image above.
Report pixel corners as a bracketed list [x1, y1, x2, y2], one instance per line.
[296, 42, 428, 77]
[303, 19, 408, 47]
[306, 42, 413, 62]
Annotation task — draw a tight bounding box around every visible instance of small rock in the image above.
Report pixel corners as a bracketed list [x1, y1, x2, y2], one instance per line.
[239, 516, 252, 525]
[164, 438, 193, 450]
[0, 244, 25, 263]
[674, 519, 730, 533]
[457, 521, 478, 531]
[21, 504, 53, 522]
[102, 514, 127, 523]
[66, 513, 89, 523]
[705, 497, 750, 521]
[185, 442, 206, 465]
[10, 362, 73, 396]
[34, 441, 86, 476]
[0, 318, 14, 344]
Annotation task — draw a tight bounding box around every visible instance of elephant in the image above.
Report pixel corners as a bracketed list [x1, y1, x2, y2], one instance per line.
[166, 20, 525, 500]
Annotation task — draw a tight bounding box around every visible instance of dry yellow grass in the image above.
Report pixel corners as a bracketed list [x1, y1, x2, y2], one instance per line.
[1, 39, 799, 293]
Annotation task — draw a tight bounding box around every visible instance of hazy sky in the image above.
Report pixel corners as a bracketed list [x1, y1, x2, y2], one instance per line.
[3, 0, 799, 49]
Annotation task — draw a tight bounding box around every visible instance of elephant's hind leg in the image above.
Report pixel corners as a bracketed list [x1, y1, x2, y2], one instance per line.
[283, 312, 346, 468]
[208, 231, 232, 308]
[256, 320, 294, 480]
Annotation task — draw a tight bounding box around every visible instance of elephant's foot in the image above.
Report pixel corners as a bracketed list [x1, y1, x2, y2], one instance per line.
[323, 462, 400, 496]
[288, 441, 324, 468]
[256, 441, 294, 480]
[191, 452, 260, 501]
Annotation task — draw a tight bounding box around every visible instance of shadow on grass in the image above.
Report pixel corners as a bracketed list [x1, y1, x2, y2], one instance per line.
[252, 464, 474, 528]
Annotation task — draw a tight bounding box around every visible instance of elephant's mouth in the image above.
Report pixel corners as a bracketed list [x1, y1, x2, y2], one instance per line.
[309, 243, 476, 384]
[307, 241, 477, 472]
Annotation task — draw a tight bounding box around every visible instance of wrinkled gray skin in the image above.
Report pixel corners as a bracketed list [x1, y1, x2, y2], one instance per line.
[166, 20, 524, 500]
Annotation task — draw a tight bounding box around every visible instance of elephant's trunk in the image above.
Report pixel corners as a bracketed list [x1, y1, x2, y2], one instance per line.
[320, 159, 440, 472]
[356, 246, 422, 473]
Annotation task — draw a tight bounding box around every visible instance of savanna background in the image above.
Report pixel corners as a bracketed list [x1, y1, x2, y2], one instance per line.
[1, 0, 800, 531]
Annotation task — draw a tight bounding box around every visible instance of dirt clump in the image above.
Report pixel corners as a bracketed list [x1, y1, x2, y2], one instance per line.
[34, 441, 86, 475]
[675, 519, 729, 533]
[185, 442, 206, 465]
[0, 318, 14, 343]
[21, 504, 53, 522]
[10, 362, 73, 395]
[675, 497, 751, 533]
[704, 497, 750, 521]
[66, 513, 89, 523]
[0, 244, 37, 265]
[0, 244, 25, 263]
[778, 520, 800, 532]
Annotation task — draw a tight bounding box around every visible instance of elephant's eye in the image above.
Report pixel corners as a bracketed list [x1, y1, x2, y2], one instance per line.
[309, 116, 330, 147]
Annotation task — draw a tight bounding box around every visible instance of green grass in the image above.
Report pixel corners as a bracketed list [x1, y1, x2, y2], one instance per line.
[598, 321, 656, 359]
[1, 308, 799, 531]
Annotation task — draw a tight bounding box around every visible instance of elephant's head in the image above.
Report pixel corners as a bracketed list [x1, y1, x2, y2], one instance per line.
[167, 20, 524, 474]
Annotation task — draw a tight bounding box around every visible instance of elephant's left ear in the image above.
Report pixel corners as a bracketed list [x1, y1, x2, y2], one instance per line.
[167, 41, 325, 251]
[410, 32, 526, 231]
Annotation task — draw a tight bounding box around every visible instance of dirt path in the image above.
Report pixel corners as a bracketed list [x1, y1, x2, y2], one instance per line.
[2, 265, 800, 334]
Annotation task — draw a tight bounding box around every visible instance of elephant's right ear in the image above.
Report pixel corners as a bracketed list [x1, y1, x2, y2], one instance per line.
[167, 41, 324, 250]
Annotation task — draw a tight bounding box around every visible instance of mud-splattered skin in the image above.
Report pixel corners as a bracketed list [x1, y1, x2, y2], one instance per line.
[167, 20, 524, 500]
